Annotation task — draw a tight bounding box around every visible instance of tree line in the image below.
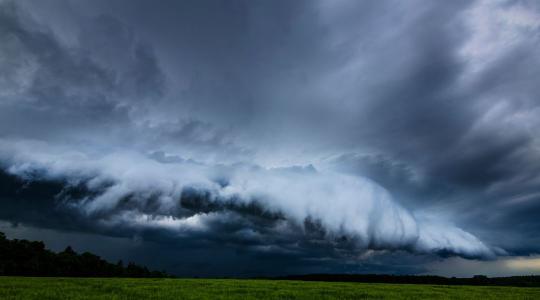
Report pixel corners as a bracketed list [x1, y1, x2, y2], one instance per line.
[273, 273, 540, 287]
[0, 232, 170, 277]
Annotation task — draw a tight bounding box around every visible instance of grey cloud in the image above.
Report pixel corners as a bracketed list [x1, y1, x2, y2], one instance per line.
[0, 1, 247, 161]
[0, 139, 496, 260]
[1, 0, 540, 276]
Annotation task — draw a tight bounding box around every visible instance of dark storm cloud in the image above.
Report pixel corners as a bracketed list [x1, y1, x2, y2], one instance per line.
[1, 0, 540, 275]
[1, 0, 249, 161]
[0, 168, 431, 277]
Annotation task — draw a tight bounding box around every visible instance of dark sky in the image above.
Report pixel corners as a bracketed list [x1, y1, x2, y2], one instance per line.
[1, 0, 540, 277]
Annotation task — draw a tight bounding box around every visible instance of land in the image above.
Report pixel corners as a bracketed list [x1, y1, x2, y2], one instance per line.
[2, 233, 540, 299]
[1, 277, 540, 299]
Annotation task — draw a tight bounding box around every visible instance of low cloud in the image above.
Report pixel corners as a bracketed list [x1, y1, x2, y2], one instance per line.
[0, 139, 496, 258]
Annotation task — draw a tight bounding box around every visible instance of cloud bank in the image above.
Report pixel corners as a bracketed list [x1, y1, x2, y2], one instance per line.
[1, 0, 539, 275]
[0, 139, 496, 259]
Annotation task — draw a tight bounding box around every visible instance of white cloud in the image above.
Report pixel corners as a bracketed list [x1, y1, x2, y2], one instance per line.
[0, 137, 496, 257]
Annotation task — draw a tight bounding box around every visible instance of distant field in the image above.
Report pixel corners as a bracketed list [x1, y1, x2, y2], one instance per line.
[1, 277, 540, 299]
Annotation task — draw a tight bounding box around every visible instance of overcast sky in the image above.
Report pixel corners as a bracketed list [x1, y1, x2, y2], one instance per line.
[1, 0, 540, 277]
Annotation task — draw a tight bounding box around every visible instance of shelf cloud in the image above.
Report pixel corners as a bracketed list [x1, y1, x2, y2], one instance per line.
[0, 139, 496, 259]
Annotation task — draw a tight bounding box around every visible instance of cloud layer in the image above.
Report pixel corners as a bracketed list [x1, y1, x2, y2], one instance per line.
[1, 0, 540, 275]
[0, 139, 495, 259]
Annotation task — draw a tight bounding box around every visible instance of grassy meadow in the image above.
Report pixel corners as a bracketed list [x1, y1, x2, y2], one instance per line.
[1, 277, 540, 299]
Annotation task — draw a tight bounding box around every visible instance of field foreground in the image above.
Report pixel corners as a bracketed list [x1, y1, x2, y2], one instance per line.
[1, 277, 540, 299]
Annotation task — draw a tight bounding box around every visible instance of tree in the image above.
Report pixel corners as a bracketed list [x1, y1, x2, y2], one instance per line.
[0, 232, 171, 277]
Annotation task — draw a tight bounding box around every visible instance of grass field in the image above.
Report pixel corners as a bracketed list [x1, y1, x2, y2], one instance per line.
[1, 277, 540, 299]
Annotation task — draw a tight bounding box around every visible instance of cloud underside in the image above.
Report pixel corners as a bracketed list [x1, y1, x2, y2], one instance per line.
[0, 141, 495, 259]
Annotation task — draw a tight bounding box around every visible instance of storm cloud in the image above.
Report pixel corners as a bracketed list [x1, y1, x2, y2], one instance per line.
[1, 0, 540, 276]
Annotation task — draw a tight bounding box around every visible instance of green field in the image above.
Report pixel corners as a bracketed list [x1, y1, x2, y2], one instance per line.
[1, 277, 540, 299]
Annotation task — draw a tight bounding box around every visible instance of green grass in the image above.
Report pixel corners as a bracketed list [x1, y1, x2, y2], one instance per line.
[1, 277, 540, 299]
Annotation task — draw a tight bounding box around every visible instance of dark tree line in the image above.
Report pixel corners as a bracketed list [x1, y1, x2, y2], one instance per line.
[0, 232, 170, 277]
[273, 273, 540, 287]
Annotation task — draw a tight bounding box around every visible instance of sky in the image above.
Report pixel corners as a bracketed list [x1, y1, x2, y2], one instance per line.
[1, 0, 540, 277]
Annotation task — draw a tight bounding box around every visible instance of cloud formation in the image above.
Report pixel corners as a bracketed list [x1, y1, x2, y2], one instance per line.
[0, 139, 495, 258]
[1, 0, 540, 275]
